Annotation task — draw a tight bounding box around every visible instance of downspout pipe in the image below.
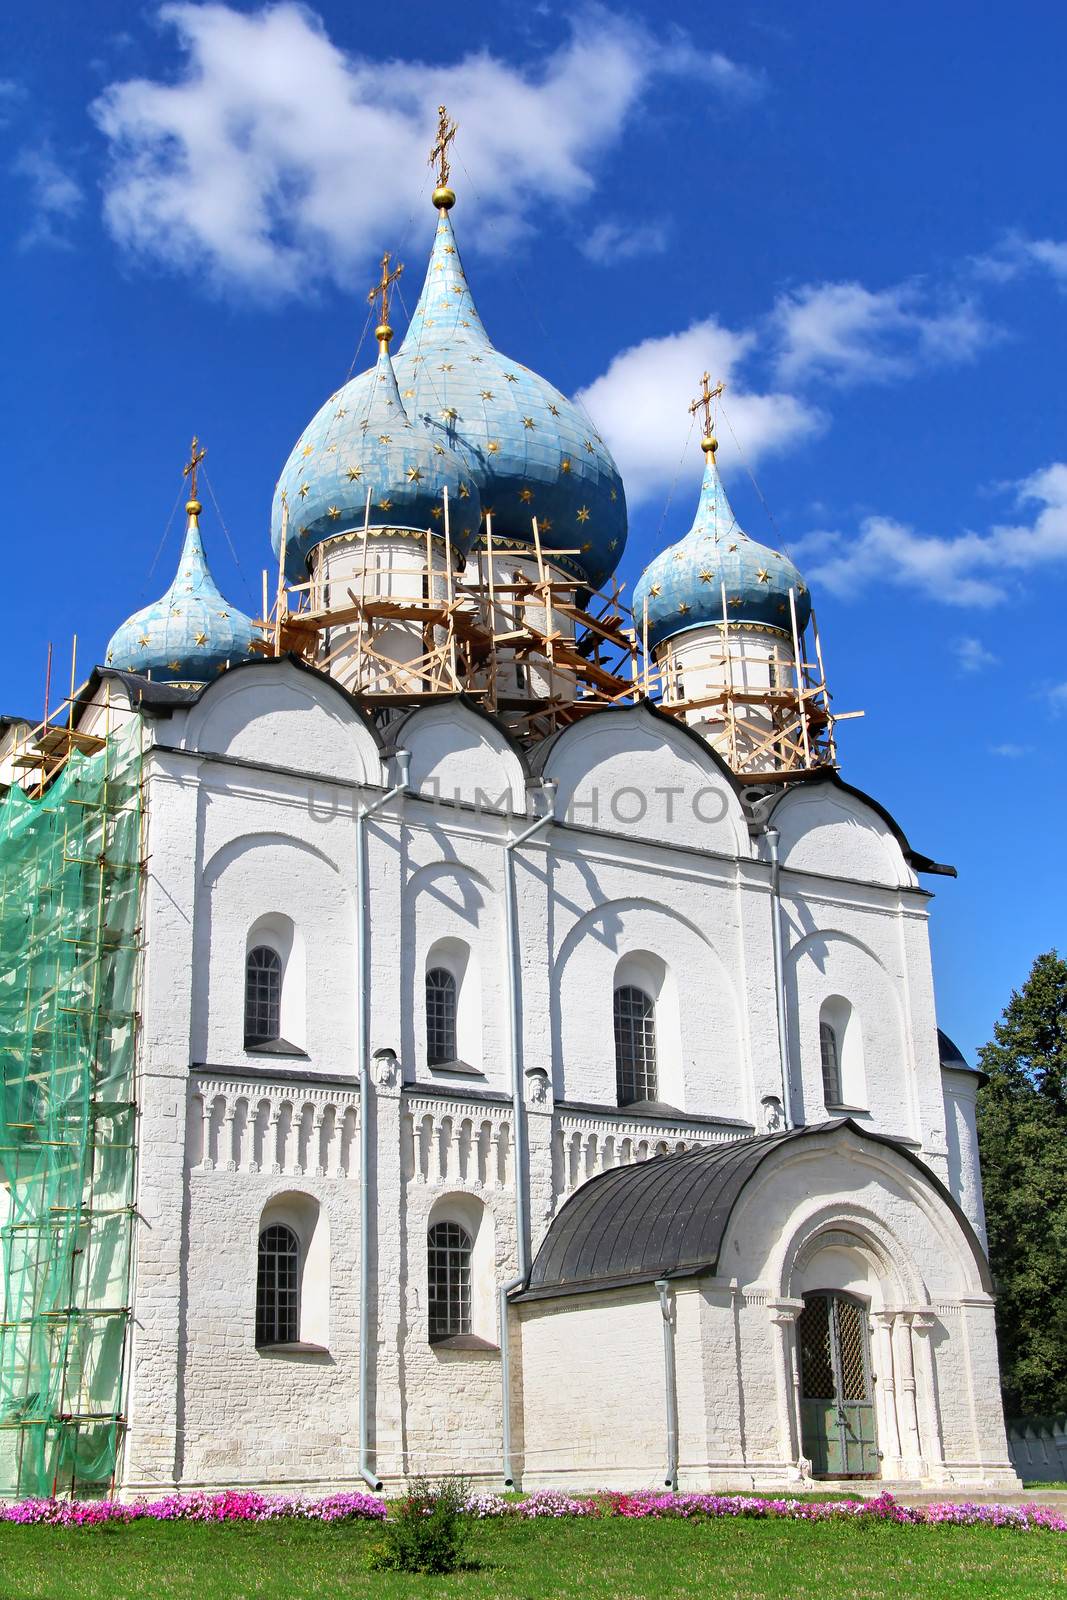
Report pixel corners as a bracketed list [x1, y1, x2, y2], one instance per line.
[656, 1279, 679, 1491]
[500, 780, 557, 1488]
[764, 824, 794, 1131]
[356, 750, 410, 1493]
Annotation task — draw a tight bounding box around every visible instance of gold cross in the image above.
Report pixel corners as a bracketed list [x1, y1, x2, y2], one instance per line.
[368, 251, 404, 329]
[183, 435, 206, 500]
[688, 373, 725, 439]
[429, 103, 457, 188]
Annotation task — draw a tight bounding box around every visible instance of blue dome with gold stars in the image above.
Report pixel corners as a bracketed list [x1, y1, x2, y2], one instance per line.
[107, 501, 257, 686]
[272, 336, 482, 579]
[634, 444, 811, 651]
[272, 195, 626, 592]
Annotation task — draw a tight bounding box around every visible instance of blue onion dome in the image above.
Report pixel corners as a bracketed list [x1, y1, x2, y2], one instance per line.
[271, 333, 482, 581]
[107, 499, 257, 686]
[633, 441, 811, 652]
[392, 201, 627, 591]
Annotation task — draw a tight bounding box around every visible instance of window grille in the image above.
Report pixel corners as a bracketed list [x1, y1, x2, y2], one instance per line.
[256, 1222, 299, 1346]
[245, 945, 281, 1046]
[426, 967, 458, 1064]
[427, 1220, 472, 1341]
[820, 1020, 842, 1104]
[614, 984, 657, 1105]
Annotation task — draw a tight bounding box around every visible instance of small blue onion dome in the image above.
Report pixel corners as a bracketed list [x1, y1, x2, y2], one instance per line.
[107, 501, 257, 686]
[272, 336, 482, 581]
[633, 444, 811, 652]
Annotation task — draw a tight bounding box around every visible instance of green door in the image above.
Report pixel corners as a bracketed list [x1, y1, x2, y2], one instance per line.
[797, 1293, 879, 1478]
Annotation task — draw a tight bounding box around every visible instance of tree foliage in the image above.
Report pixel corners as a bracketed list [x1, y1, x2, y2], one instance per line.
[976, 949, 1067, 1416]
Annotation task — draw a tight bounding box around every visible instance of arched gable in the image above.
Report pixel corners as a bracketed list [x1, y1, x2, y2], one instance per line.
[770, 782, 916, 889]
[392, 699, 528, 813]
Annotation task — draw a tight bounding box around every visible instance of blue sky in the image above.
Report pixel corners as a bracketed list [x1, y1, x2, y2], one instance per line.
[3, 0, 1065, 1057]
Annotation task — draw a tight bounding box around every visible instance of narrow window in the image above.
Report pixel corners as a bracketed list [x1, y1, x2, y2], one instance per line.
[245, 945, 281, 1046]
[614, 985, 657, 1105]
[820, 1020, 842, 1105]
[427, 1220, 472, 1341]
[426, 967, 458, 1065]
[256, 1222, 299, 1346]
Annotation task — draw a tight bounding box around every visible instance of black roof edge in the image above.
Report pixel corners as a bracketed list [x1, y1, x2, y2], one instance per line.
[767, 770, 957, 878]
[76, 656, 385, 748]
[514, 1117, 993, 1302]
[527, 696, 746, 800]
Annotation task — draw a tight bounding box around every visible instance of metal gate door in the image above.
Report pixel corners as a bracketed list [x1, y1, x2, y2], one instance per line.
[797, 1293, 879, 1477]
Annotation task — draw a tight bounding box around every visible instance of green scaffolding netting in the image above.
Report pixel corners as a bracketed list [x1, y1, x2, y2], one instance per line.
[0, 721, 142, 1499]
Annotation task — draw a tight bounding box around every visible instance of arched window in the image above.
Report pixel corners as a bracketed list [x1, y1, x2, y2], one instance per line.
[427, 1220, 472, 1341]
[256, 1222, 299, 1346]
[820, 1020, 842, 1106]
[614, 984, 657, 1106]
[426, 967, 458, 1065]
[245, 945, 282, 1047]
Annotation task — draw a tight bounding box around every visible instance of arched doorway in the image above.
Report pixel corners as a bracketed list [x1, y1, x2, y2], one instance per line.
[797, 1292, 879, 1477]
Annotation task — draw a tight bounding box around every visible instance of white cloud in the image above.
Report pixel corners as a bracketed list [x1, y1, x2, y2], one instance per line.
[953, 637, 998, 673]
[13, 143, 84, 250]
[575, 316, 822, 505]
[795, 461, 1067, 607]
[91, 3, 759, 298]
[0, 79, 25, 127]
[990, 743, 1031, 758]
[971, 231, 1067, 290]
[580, 217, 668, 265]
[771, 279, 994, 386]
[1049, 683, 1067, 717]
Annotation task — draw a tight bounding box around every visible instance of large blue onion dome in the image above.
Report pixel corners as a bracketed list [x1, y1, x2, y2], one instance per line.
[633, 442, 811, 652]
[272, 334, 482, 581]
[107, 499, 257, 686]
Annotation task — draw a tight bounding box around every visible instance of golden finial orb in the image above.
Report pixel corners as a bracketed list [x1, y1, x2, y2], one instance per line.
[702, 435, 718, 456]
[186, 498, 202, 516]
[432, 184, 456, 210]
[375, 322, 393, 346]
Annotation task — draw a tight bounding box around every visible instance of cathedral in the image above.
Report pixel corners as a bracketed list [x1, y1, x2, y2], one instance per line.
[0, 114, 1018, 1499]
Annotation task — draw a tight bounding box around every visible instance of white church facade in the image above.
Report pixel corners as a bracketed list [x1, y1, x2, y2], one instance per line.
[0, 119, 1017, 1498]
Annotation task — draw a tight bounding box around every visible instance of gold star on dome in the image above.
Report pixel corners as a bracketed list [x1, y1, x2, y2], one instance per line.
[756, 567, 771, 584]
[649, 583, 661, 598]
[444, 244, 455, 255]
[699, 569, 714, 584]
[378, 498, 392, 511]
[581, 540, 592, 553]
[302, 444, 314, 458]
[459, 482, 470, 498]
[460, 319, 472, 328]
[728, 543, 738, 553]
[488, 440, 500, 454]
[576, 505, 591, 523]
[548, 404, 560, 417]
[523, 416, 535, 429]
[480, 390, 494, 400]
[360, 420, 370, 432]
[470, 354, 483, 362]
[378, 434, 392, 444]
[407, 466, 424, 483]
[218, 610, 230, 619]
[325, 443, 337, 453]
[728, 595, 743, 609]
[519, 488, 534, 503]
[195, 631, 208, 645]
[777, 601, 788, 613]
[327, 506, 341, 519]
[610, 488, 618, 502]
[609, 538, 618, 550]
[561, 458, 571, 473]
[299, 525, 309, 535]
[439, 362, 454, 372]
[678, 602, 690, 616]
[137, 633, 150, 648]
[434, 444, 445, 455]
[346, 466, 363, 482]
[434, 262, 444, 272]
[412, 355, 424, 364]
[540, 517, 553, 532]
[299, 482, 310, 498]
[584, 439, 594, 453]
[168, 661, 182, 672]
[672, 551, 684, 562]
[431, 505, 443, 520]
[403, 388, 415, 398]
[106, 650, 114, 664]
[335, 407, 347, 419]
[504, 373, 518, 382]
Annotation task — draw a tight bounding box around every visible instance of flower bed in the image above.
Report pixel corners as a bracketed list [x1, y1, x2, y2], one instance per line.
[1, 1486, 1064, 1533]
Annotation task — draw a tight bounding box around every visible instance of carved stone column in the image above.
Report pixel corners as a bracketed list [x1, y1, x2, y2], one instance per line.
[768, 1299, 805, 1473]
[909, 1312, 943, 1474]
[893, 1312, 925, 1476]
[872, 1311, 902, 1470]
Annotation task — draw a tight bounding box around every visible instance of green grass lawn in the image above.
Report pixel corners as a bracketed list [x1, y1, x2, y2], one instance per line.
[1, 1516, 1065, 1600]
